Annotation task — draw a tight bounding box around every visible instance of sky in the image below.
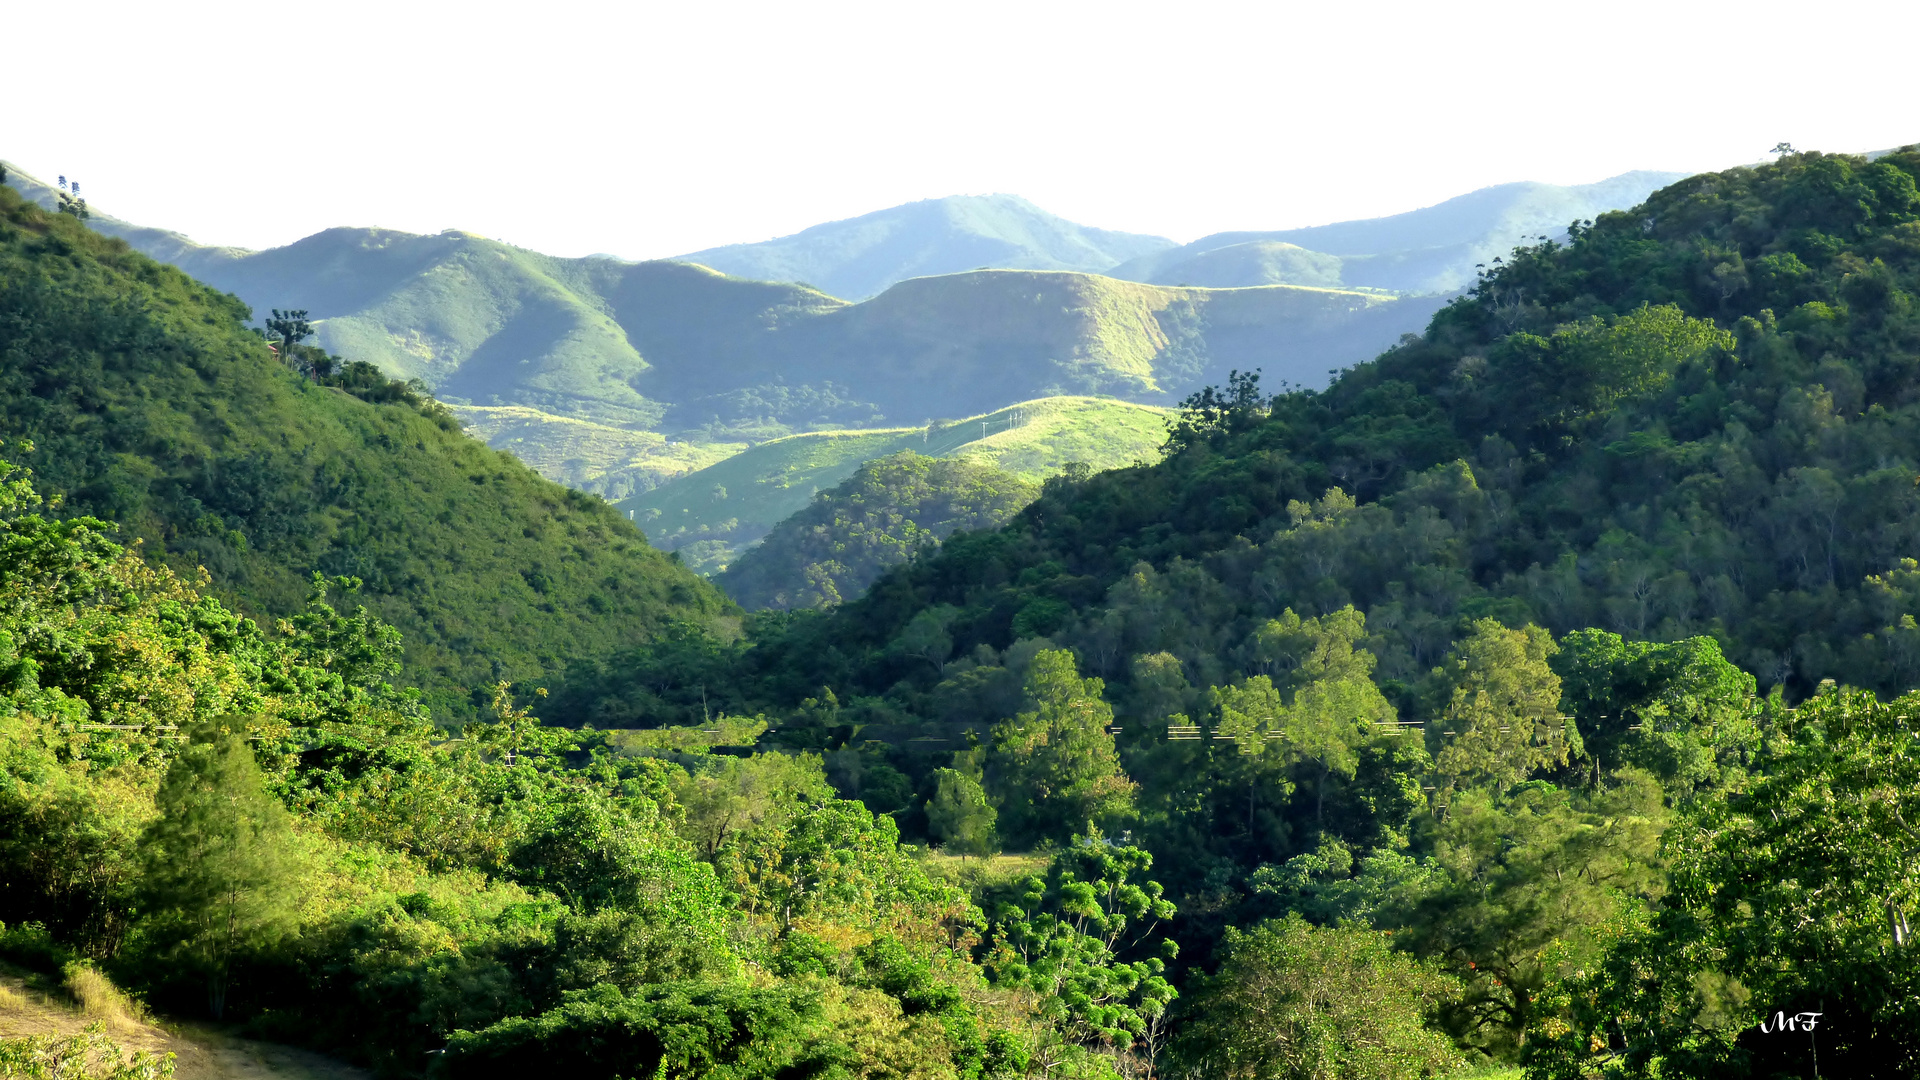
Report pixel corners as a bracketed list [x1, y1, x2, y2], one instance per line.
[6, 0, 1916, 260]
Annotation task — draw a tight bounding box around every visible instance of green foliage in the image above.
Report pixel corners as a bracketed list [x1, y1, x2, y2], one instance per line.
[720, 451, 1041, 610]
[1530, 687, 1920, 1079]
[139, 726, 302, 1019]
[986, 651, 1135, 846]
[926, 768, 999, 858]
[984, 838, 1177, 1062]
[1174, 914, 1462, 1080]
[1551, 630, 1757, 791]
[435, 982, 838, 1080]
[0, 1029, 173, 1080]
[1429, 620, 1573, 791]
[0, 182, 729, 720]
[1405, 773, 1667, 1057]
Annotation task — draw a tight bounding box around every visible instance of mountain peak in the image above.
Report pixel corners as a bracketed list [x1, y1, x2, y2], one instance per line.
[671, 193, 1175, 300]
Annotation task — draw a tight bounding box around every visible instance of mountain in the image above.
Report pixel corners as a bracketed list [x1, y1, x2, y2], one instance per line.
[672, 193, 1177, 300]
[0, 181, 730, 718]
[736, 150, 1920, 711]
[624, 395, 1172, 573]
[0, 165, 1438, 451]
[1109, 170, 1690, 293]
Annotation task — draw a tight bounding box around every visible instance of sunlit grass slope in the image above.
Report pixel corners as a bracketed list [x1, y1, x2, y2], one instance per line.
[622, 396, 1171, 571]
[455, 405, 743, 501]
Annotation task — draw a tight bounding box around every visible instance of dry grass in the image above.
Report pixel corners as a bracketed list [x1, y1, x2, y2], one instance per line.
[62, 965, 147, 1034]
[0, 982, 26, 1013]
[919, 850, 1051, 893]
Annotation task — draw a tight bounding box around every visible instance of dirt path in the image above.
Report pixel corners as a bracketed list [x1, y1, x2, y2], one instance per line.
[0, 973, 369, 1080]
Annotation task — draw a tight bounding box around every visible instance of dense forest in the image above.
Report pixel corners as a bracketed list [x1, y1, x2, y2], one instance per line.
[718, 453, 1041, 610]
[0, 184, 729, 720]
[8, 149, 1920, 1080]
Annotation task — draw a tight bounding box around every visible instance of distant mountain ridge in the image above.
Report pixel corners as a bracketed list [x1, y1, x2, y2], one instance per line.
[0, 161, 1435, 442]
[1109, 171, 1690, 293]
[672, 194, 1176, 300]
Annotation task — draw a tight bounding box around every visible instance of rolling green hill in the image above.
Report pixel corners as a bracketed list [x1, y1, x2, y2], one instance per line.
[672, 193, 1176, 300]
[0, 181, 729, 718]
[623, 396, 1171, 572]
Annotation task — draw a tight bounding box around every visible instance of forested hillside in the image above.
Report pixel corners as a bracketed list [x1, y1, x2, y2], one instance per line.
[0, 183, 728, 718]
[760, 149, 1920, 702]
[718, 452, 1042, 610]
[0, 452, 1170, 1080]
[15, 149, 1920, 1080]
[540, 149, 1920, 1076]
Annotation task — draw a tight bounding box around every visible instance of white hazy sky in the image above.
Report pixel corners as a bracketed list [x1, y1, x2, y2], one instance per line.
[6, 0, 1915, 259]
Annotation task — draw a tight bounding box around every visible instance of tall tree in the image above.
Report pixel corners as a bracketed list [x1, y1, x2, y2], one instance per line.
[925, 767, 997, 858]
[1431, 619, 1574, 790]
[986, 650, 1136, 845]
[139, 724, 301, 1018]
[264, 309, 313, 364]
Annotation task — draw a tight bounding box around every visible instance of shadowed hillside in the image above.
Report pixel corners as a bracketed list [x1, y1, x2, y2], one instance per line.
[0, 181, 729, 718]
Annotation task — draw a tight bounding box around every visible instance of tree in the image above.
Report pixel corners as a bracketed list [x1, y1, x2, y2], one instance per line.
[985, 837, 1177, 1069]
[1551, 630, 1757, 792]
[138, 724, 301, 1018]
[986, 650, 1136, 845]
[925, 768, 997, 857]
[1431, 619, 1574, 790]
[54, 175, 88, 220]
[1531, 686, 1920, 1079]
[1215, 607, 1397, 831]
[264, 309, 313, 364]
[1174, 914, 1461, 1080]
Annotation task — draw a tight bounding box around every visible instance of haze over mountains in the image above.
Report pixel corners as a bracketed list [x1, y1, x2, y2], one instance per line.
[1109, 171, 1688, 292]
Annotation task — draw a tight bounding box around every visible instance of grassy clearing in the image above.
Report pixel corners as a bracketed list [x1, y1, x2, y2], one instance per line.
[917, 851, 1052, 894]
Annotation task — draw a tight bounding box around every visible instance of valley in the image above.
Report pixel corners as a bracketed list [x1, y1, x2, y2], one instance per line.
[11, 139, 1920, 1080]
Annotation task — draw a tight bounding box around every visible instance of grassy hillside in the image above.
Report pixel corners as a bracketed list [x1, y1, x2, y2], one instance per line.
[1113, 170, 1689, 294]
[0, 181, 729, 718]
[454, 405, 741, 500]
[623, 396, 1171, 572]
[1146, 240, 1347, 289]
[766, 271, 1435, 417]
[673, 193, 1175, 300]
